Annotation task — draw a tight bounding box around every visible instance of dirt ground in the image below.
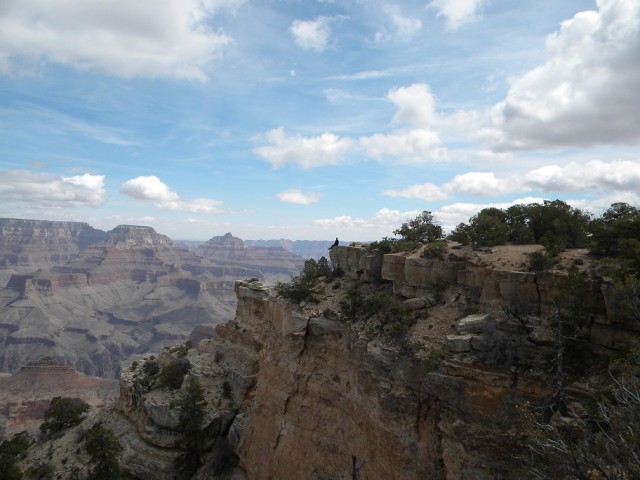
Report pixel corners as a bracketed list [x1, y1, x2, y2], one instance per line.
[446, 243, 591, 273]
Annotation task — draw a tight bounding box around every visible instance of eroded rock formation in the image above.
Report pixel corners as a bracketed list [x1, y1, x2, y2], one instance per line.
[0, 221, 306, 378]
[0, 357, 118, 440]
[19, 242, 639, 479]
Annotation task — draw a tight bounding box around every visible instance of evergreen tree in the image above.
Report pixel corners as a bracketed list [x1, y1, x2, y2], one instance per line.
[40, 397, 89, 437]
[175, 376, 207, 478]
[84, 422, 123, 480]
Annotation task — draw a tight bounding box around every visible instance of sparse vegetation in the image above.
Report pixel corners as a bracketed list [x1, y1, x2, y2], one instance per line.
[84, 422, 123, 480]
[40, 397, 90, 437]
[157, 358, 191, 390]
[174, 376, 207, 479]
[339, 284, 368, 321]
[24, 462, 54, 480]
[0, 432, 33, 480]
[519, 349, 640, 480]
[370, 292, 414, 336]
[421, 240, 448, 260]
[429, 276, 448, 304]
[221, 380, 233, 400]
[275, 256, 343, 304]
[527, 250, 556, 271]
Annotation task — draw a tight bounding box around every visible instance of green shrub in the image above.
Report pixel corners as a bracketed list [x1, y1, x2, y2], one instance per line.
[221, 380, 233, 400]
[469, 208, 509, 246]
[84, 423, 122, 480]
[527, 250, 555, 271]
[421, 240, 448, 260]
[429, 276, 448, 303]
[339, 285, 368, 321]
[40, 397, 90, 436]
[25, 462, 54, 480]
[142, 359, 160, 377]
[274, 274, 321, 304]
[368, 292, 415, 336]
[447, 223, 471, 244]
[368, 237, 420, 253]
[317, 256, 332, 277]
[0, 432, 34, 480]
[157, 358, 191, 390]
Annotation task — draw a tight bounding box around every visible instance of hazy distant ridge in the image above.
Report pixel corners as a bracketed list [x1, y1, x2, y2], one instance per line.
[244, 239, 356, 260]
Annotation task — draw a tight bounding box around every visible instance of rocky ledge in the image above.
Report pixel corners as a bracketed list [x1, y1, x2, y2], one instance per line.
[23, 242, 637, 479]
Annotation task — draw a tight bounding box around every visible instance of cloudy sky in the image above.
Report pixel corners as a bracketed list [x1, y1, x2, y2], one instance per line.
[1, 0, 639, 241]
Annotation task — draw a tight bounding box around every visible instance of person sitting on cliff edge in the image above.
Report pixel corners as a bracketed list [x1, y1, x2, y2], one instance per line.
[329, 238, 339, 250]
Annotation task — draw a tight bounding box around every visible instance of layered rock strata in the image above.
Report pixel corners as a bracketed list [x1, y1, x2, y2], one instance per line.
[189, 232, 305, 285]
[0, 357, 118, 440]
[18, 233, 637, 479]
[109, 243, 639, 479]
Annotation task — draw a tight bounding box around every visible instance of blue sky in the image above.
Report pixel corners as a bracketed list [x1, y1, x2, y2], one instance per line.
[1, 0, 639, 241]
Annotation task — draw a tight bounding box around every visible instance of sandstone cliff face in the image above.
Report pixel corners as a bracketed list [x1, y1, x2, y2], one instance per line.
[111, 243, 639, 479]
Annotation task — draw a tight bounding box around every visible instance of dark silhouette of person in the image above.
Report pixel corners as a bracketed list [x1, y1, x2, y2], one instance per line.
[329, 237, 339, 250]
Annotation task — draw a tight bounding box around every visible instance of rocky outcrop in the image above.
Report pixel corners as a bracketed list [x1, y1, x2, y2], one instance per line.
[22, 242, 637, 479]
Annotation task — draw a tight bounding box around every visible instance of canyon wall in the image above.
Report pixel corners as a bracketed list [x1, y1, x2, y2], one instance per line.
[0, 220, 306, 378]
[21, 242, 640, 479]
[108, 243, 640, 479]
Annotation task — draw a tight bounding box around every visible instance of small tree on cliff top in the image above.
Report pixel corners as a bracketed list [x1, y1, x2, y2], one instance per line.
[394, 211, 443, 244]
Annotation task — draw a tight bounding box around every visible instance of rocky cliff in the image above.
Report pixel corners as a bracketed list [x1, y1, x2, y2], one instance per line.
[43, 242, 626, 479]
[17, 242, 635, 479]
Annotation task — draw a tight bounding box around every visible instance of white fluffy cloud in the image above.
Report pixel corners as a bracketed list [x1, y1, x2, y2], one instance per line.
[255, 82, 462, 167]
[0, 0, 241, 80]
[120, 176, 179, 202]
[485, 0, 640, 150]
[375, 9, 422, 43]
[290, 17, 331, 52]
[384, 159, 640, 201]
[120, 176, 224, 214]
[388, 83, 439, 127]
[313, 207, 421, 230]
[359, 129, 447, 162]
[0, 171, 105, 206]
[430, 0, 483, 29]
[276, 189, 321, 205]
[253, 128, 353, 169]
